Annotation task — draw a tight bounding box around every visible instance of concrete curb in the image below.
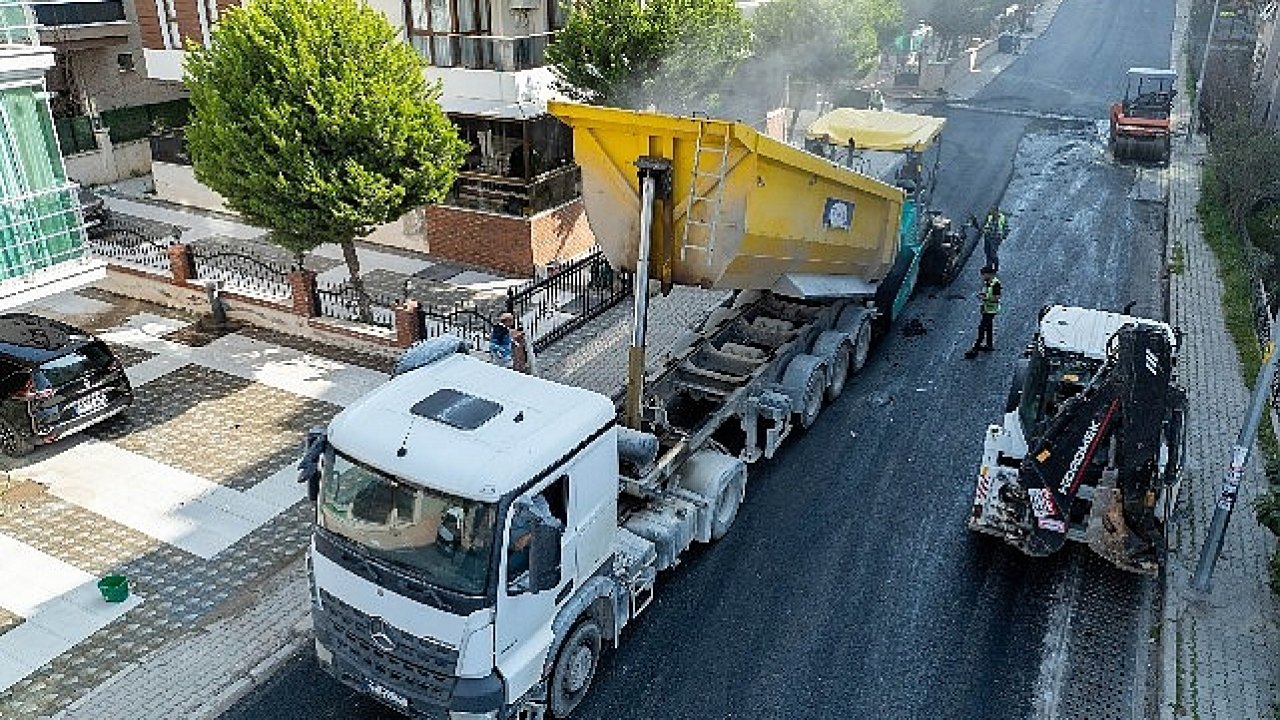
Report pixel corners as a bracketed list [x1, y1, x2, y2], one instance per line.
[192, 617, 314, 720]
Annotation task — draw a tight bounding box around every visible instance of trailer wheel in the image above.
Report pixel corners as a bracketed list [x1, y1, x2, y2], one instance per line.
[548, 617, 603, 718]
[851, 321, 871, 372]
[783, 354, 825, 429]
[825, 342, 852, 402]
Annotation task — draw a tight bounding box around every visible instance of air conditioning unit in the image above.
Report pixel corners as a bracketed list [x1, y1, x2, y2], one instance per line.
[509, 0, 540, 10]
[116, 53, 135, 73]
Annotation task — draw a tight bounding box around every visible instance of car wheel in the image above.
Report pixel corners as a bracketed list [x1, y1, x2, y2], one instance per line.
[548, 618, 603, 718]
[0, 417, 35, 457]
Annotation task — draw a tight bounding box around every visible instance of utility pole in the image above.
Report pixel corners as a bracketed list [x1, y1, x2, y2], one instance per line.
[1189, 0, 1223, 137]
[1192, 310, 1280, 591]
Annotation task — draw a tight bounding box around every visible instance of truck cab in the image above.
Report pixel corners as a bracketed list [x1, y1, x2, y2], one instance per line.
[306, 348, 620, 719]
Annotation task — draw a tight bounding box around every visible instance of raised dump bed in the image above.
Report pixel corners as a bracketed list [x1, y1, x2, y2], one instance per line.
[548, 102, 907, 297]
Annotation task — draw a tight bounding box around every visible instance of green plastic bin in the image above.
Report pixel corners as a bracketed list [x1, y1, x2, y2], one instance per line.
[97, 575, 129, 603]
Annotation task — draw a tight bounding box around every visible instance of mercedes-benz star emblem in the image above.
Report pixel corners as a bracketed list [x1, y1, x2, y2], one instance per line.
[369, 616, 396, 653]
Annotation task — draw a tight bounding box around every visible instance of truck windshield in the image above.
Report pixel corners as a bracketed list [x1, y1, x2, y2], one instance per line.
[319, 449, 496, 596]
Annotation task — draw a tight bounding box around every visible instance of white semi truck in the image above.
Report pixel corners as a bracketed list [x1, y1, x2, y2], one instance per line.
[299, 104, 968, 719]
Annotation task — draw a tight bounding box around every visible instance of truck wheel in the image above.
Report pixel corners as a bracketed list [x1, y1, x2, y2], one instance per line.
[710, 463, 747, 540]
[825, 343, 852, 402]
[548, 618, 603, 718]
[679, 450, 748, 542]
[851, 322, 871, 372]
[783, 354, 825, 430]
[0, 418, 34, 457]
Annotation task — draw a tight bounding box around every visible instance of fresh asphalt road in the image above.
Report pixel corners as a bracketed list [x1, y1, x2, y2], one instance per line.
[224, 0, 1177, 717]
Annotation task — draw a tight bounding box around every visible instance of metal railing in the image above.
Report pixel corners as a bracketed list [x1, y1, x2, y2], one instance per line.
[314, 281, 398, 329]
[505, 249, 631, 351]
[85, 216, 177, 274]
[191, 245, 291, 300]
[412, 31, 555, 72]
[448, 164, 580, 217]
[419, 303, 494, 350]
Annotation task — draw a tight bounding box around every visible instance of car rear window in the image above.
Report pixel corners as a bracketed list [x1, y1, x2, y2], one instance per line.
[34, 341, 114, 389]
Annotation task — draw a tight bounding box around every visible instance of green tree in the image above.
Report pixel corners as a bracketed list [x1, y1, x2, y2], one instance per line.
[903, 0, 1004, 60]
[546, 0, 750, 110]
[1207, 114, 1280, 232]
[749, 0, 900, 92]
[184, 0, 465, 320]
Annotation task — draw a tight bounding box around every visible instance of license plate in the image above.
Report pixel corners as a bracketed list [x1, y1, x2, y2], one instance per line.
[73, 391, 108, 416]
[367, 680, 409, 710]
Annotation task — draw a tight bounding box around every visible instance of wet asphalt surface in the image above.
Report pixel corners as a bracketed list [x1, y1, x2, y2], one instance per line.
[224, 0, 1177, 718]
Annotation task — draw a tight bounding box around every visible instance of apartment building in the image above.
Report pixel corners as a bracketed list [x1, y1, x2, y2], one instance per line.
[1253, 2, 1280, 130]
[0, 1, 104, 309]
[136, 0, 594, 275]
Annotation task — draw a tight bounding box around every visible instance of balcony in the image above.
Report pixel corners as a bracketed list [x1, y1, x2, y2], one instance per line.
[35, 0, 129, 49]
[448, 164, 580, 216]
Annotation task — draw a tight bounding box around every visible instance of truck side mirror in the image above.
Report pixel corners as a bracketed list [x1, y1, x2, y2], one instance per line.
[528, 519, 563, 594]
[297, 427, 327, 502]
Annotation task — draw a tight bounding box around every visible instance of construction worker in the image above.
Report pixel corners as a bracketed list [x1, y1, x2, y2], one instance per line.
[981, 206, 1008, 271]
[964, 265, 1002, 359]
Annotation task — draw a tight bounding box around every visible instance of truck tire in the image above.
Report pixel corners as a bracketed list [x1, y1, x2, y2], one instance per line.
[825, 342, 852, 402]
[678, 450, 748, 541]
[812, 330, 853, 402]
[548, 617, 603, 718]
[851, 321, 871, 372]
[782, 354, 825, 429]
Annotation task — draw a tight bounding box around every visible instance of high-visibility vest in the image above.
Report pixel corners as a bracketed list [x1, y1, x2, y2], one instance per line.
[984, 212, 1007, 236]
[981, 278, 1002, 314]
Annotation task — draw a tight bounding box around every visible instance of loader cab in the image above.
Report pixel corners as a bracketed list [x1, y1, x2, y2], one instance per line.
[1016, 349, 1101, 439]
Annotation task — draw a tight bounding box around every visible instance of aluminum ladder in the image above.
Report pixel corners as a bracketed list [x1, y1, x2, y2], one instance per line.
[679, 120, 732, 266]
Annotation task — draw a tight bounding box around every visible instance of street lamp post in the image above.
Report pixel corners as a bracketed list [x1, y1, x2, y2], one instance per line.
[1191, 310, 1280, 591]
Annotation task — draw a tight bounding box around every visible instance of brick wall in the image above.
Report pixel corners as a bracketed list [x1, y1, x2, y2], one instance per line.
[424, 200, 598, 276]
[530, 200, 597, 268]
[425, 205, 533, 275]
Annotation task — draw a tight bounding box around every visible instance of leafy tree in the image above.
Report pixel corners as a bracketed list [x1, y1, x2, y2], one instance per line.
[736, 0, 898, 124]
[546, 0, 750, 110]
[1207, 114, 1280, 232]
[184, 0, 466, 319]
[902, 0, 1004, 60]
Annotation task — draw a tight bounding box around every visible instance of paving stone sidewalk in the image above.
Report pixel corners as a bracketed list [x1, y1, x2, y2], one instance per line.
[1159, 0, 1280, 717]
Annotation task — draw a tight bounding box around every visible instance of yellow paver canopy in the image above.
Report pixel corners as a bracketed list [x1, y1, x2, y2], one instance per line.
[807, 108, 945, 152]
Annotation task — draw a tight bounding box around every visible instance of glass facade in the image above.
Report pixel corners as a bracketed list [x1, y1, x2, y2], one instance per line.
[0, 5, 87, 282]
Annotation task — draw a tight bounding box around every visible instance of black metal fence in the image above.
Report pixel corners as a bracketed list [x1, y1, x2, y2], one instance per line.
[420, 303, 494, 349]
[85, 216, 178, 274]
[192, 245, 292, 300]
[314, 281, 399, 329]
[505, 249, 632, 352]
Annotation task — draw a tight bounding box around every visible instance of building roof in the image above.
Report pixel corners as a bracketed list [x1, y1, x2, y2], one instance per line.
[327, 353, 616, 501]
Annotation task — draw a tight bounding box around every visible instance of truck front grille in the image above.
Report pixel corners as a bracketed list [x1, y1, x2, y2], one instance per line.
[317, 589, 459, 714]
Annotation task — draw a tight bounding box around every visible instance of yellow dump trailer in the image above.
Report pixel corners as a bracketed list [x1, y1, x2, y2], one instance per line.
[548, 102, 907, 297]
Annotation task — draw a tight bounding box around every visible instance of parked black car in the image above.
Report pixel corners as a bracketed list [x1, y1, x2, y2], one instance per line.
[0, 314, 133, 456]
